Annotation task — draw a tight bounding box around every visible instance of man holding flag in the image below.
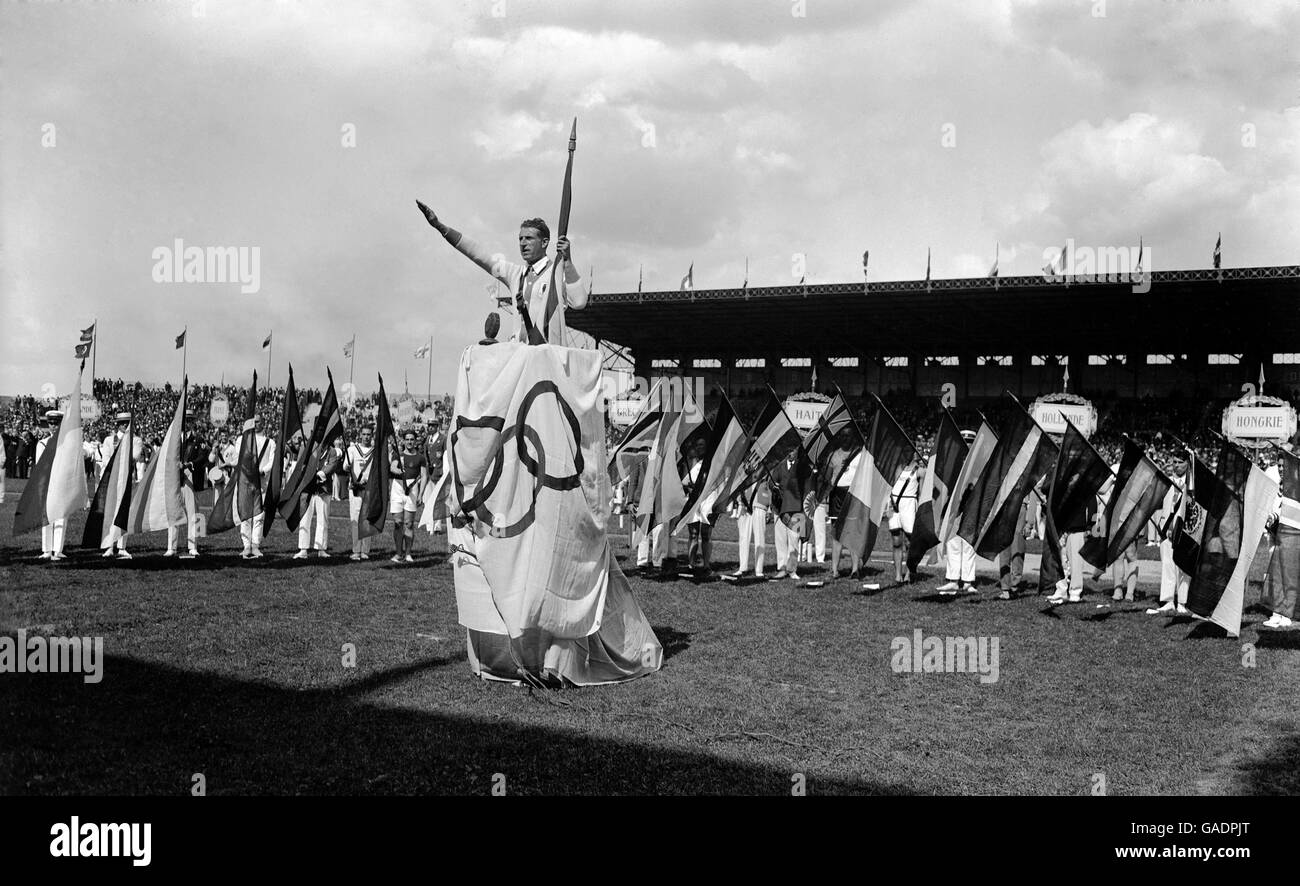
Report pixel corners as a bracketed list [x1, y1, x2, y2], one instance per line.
[1263, 444, 1299, 629]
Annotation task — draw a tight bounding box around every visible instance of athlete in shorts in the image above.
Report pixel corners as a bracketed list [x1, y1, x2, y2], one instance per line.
[389, 430, 429, 563]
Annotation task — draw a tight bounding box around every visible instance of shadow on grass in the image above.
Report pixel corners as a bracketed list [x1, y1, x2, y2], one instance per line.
[651, 626, 692, 661]
[2, 653, 914, 795]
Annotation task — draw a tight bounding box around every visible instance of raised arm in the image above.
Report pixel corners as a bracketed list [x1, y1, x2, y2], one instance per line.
[416, 200, 518, 287]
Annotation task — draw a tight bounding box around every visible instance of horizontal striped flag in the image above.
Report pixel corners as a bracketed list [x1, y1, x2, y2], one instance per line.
[676, 392, 748, 531]
[607, 393, 662, 487]
[128, 384, 188, 534]
[939, 419, 996, 544]
[908, 407, 967, 573]
[1038, 419, 1111, 593]
[632, 409, 687, 549]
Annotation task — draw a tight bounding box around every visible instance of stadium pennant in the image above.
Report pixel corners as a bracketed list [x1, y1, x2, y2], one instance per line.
[80, 323, 96, 342]
[680, 263, 694, 292]
[175, 330, 186, 349]
[280, 368, 344, 531]
[1081, 438, 1171, 569]
[607, 387, 663, 486]
[1265, 445, 1300, 620]
[675, 391, 748, 532]
[262, 364, 303, 536]
[939, 419, 997, 544]
[343, 337, 355, 358]
[128, 383, 189, 534]
[1037, 419, 1112, 593]
[1187, 440, 1277, 636]
[987, 243, 999, 279]
[359, 374, 397, 539]
[84, 417, 135, 549]
[1213, 233, 1221, 269]
[262, 332, 272, 349]
[207, 373, 262, 535]
[958, 393, 1057, 558]
[414, 342, 431, 359]
[14, 362, 89, 536]
[908, 407, 968, 573]
[837, 396, 915, 561]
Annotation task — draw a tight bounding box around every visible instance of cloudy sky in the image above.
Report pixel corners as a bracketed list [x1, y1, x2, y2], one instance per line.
[2, 0, 1296, 398]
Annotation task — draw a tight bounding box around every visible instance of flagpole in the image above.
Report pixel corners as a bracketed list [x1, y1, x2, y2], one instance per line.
[92, 316, 98, 392]
[182, 326, 187, 382]
[267, 331, 273, 390]
[349, 333, 355, 390]
[426, 335, 433, 404]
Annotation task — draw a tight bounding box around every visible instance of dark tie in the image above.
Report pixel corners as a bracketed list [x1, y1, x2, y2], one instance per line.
[517, 267, 546, 344]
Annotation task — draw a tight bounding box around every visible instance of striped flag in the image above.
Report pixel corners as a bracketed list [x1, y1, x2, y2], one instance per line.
[13, 363, 89, 534]
[939, 419, 997, 543]
[1265, 445, 1300, 620]
[280, 369, 345, 531]
[1187, 440, 1277, 636]
[359, 374, 397, 539]
[127, 384, 188, 534]
[83, 418, 135, 549]
[801, 389, 852, 479]
[837, 396, 915, 560]
[262, 365, 302, 536]
[207, 373, 262, 534]
[676, 393, 748, 531]
[632, 409, 688, 549]
[740, 387, 802, 485]
[958, 393, 1058, 558]
[908, 408, 968, 572]
[607, 392, 662, 486]
[1081, 438, 1172, 568]
[1038, 419, 1112, 593]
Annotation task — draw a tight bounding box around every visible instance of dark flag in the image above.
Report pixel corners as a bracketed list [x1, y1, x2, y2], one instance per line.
[74, 342, 92, 359]
[1265, 445, 1300, 620]
[740, 386, 802, 484]
[1187, 440, 1278, 635]
[262, 364, 303, 536]
[1038, 419, 1111, 593]
[82, 417, 135, 549]
[838, 396, 915, 561]
[207, 372, 261, 534]
[359, 375, 397, 538]
[676, 392, 748, 530]
[175, 330, 186, 349]
[958, 393, 1057, 558]
[280, 369, 345, 531]
[908, 408, 968, 573]
[939, 419, 997, 543]
[1081, 437, 1171, 568]
[1171, 452, 1214, 574]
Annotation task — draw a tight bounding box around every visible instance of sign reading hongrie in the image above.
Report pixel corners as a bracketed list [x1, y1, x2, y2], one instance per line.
[1222, 397, 1297, 444]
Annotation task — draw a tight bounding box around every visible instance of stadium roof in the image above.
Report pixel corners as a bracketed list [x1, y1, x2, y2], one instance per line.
[570, 265, 1300, 361]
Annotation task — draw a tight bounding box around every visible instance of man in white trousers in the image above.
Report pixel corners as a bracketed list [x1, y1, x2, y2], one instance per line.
[346, 426, 377, 560]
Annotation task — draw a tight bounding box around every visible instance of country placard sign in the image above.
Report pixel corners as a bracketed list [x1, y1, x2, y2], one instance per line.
[1222, 396, 1297, 445]
[80, 396, 102, 422]
[396, 395, 416, 426]
[609, 399, 643, 428]
[782, 398, 829, 432]
[209, 392, 229, 427]
[1030, 398, 1097, 438]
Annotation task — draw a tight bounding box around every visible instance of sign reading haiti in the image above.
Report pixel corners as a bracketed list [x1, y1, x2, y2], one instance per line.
[1222, 395, 1297, 446]
[1030, 394, 1097, 438]
[783, 394, 830, 432]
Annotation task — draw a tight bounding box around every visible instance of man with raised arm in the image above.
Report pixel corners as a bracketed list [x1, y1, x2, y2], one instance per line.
[415, 201, 589, 345]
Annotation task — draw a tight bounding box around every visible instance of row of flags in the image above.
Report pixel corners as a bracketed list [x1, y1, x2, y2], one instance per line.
[608, 383, 1294, 637]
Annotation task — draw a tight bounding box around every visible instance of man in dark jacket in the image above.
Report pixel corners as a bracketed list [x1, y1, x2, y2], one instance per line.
[770, 449, 810, 580]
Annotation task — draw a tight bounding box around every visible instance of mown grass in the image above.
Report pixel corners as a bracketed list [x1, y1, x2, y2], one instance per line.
[2, 483, 1297, 795]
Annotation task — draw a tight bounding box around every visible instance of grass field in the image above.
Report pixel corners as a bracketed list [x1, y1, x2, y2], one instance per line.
[3, 480, 1298, 796]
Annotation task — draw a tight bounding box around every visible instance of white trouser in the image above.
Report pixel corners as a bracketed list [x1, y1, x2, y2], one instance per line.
[166, 486, 199, 553]
[636, 524, 672, 567]
[774, 515, 800, 574]
[813, 502, 828, 561]
[945, 536, 976, 583]
[42, 520, 66, 555]
[736, 510, 753, 573]
[1159, 539, 1189, 604]
[298, 493, 329, 551]
[104, 524, 129, 554]
[0, 472, 5, 502]
[349, 493, 372, 555]
[1055, 532, 1086, 596]
[240, 513, 264, 552]
[750, 505, 768, 575]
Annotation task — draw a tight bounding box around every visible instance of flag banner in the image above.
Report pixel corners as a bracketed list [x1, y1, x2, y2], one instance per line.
[958, 394, 1057, 558]
[939, 419, 996, 543]
[417, 449, 452, 533]
[80, 323, 95, 342]
[262, 365, 302, 535]
[1038, 419, 1112, 593]
[74, 342, 91, 359]
[83, 420, 135, 549]
[358, 375, 397, 539]
[343, 338, 355, 358]
[13, 425, 59, 536]
[207, 374, 261, 534]
[1188, 442, 1277, 636]
[837, 397, 914, 560]
[908, 408, 968, 573]
[632, 409, 687, 549]
[740, 387, 801, 486]
[175, 330, 186, 349]
[680, 263, 693, 291]
[1081, 438, 1171, 568]
[1265, 446, 1300, 619]
[802, 390, 852, 485]
[414, 342, 431, 359]
[128, 384, 189, 534]
[44, 364, 89, 529]
[263, 333, 272, 348]
[280, 369, 345, 531]
[1172, 453, 1214, 574]
[1213, 234, 1222, 269]
[676, 393, 748, 531]
[446, 340, 661, 685]
[607, 395, 662, 487]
